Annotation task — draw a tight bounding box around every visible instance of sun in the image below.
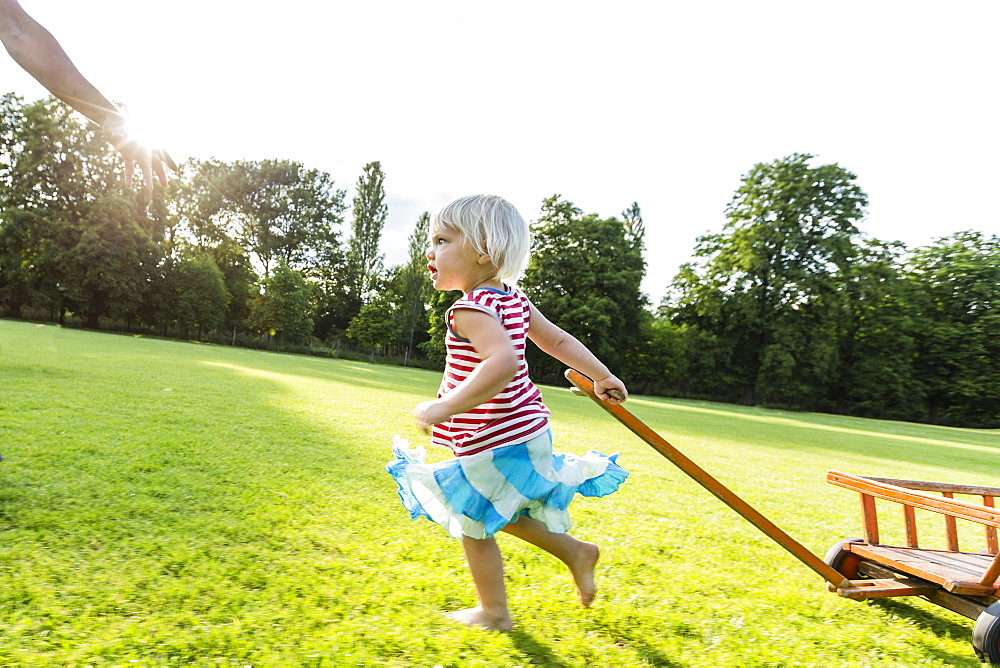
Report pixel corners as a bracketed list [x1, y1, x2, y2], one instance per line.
[99, 102, 182, 187]
[116, 107, 170, 154]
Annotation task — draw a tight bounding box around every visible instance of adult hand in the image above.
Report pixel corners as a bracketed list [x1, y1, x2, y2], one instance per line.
[102, 114, 177, 190]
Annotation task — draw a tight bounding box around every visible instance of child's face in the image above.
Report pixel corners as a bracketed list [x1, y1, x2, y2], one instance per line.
[426, 225, 492, 292]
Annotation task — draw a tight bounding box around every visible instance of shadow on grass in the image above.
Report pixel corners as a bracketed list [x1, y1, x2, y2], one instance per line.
[507, 627, 682, 668]
[507, 629, 569, 667]
[630, 642, 681, 668]
[871, 597, 978, 647]
[582, 617, 682, 668]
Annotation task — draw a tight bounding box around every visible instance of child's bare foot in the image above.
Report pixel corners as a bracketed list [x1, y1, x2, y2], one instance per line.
[444, 606, 513, 631]
[569, 541, 600, 608]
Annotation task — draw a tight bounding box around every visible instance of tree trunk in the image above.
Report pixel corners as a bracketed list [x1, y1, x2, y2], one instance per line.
[928, 398, 941, 425]
[87, 291, 106, 329]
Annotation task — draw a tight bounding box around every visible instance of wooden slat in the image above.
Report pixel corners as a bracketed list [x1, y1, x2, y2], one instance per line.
[865, 477, 1000, 497]
[985, 496, 999, 555]
[827, 471, 1000, 527]
[903, 505, 918, 548]
[942, 492, 959, 552]
[849, 544, 997, 595]
[858, 561, 993, 620]
[834, 578, 937, 600]
[861, 494, 880, 545]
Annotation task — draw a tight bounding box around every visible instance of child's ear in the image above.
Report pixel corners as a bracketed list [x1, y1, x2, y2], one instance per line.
[477, 253, 492, 265]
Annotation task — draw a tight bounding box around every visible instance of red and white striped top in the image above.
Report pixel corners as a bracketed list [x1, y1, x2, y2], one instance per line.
[432, 286, 551, 457]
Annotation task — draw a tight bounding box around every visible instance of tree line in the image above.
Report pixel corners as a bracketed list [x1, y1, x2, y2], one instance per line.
[2, 96, 997, 428]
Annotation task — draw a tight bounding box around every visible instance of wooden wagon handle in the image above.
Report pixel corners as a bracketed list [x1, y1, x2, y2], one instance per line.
[565, 368, 852, 590]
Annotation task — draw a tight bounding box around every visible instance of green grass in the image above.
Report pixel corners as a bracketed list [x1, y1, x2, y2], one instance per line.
[1, 319, 998, 665]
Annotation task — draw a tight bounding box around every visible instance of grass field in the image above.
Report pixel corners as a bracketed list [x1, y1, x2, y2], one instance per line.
[2, 319, 999, 665]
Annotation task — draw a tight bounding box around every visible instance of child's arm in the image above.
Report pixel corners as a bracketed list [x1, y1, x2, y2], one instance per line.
[526, 301, 628, 403]
[413, 308, 519, 432]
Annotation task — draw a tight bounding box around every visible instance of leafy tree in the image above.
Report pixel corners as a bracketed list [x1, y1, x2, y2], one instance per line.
[167, 159, 232, 252]
[249, 262, 313, 343]
[0, 207, 45, 317]
[211, 241, 258, 331]
[1, 95, 135, 322]
[55, 194, 159, 328]
[0, 93, 29, 206]
[200, 159, 346, 277]
[168, 158, 344, 339]
[521, 196, 646, 384]
[625, 316, 685, 395]
[618, 202, 652, 382]
[1, 95, 121, 210]
[829, 240, 921, 420]
[314, 161, 387, 338]
[622, 201, 644, 244]
[346, 160, 387, 301]
[173, 252, 231, 337]
[670, 154, 868, 405]
[907, 231, 1000, 427]
[347, 296, 402, 362]
[397, 211, 431, 365]
[419, 288, 462, 368]
[308, 230, 351, 340]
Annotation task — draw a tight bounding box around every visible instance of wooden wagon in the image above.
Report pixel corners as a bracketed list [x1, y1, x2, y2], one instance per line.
[565, 369, 1000, 664]
[824, 472, 1000, 662]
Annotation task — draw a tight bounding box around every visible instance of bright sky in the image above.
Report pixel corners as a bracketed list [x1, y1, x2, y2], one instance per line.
[3, 0, 997, 303]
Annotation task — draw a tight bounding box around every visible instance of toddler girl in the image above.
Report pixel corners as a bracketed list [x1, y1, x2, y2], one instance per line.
[387, 194, 629, 631]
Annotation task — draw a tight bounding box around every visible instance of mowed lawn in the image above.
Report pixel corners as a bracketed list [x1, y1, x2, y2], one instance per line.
[1, 319, 999, 665]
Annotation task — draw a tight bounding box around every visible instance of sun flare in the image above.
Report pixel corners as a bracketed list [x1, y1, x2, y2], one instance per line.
[118, 109, 169, 152]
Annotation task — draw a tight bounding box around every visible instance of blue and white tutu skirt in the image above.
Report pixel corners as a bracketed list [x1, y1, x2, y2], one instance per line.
[386, 429, 629, 540]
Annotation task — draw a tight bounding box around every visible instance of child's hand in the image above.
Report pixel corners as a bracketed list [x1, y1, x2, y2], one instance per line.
[413, 400, 453, 433]
[595, 375, 628, 404]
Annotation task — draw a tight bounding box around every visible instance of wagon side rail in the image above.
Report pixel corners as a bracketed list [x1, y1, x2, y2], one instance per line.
[864, 476, 1000, 555]
[827, 470, 1000, 589]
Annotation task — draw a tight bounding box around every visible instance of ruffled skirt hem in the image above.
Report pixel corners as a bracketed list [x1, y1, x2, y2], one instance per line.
[385, 430, 628, 540]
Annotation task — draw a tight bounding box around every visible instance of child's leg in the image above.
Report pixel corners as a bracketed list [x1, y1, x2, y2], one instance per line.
[501, 516, 600, 608]
[446, 536, 513, 631]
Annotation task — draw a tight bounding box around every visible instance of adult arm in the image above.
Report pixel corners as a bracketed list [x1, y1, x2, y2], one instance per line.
[0, 0, 175, 188]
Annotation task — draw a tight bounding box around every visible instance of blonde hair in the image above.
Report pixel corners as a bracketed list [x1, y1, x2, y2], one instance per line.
[431, 195, 531, 285]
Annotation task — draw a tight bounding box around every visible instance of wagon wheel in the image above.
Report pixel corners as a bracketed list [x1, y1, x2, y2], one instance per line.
[823, 538, 865, 580]
[974, 601, 1000, 665]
